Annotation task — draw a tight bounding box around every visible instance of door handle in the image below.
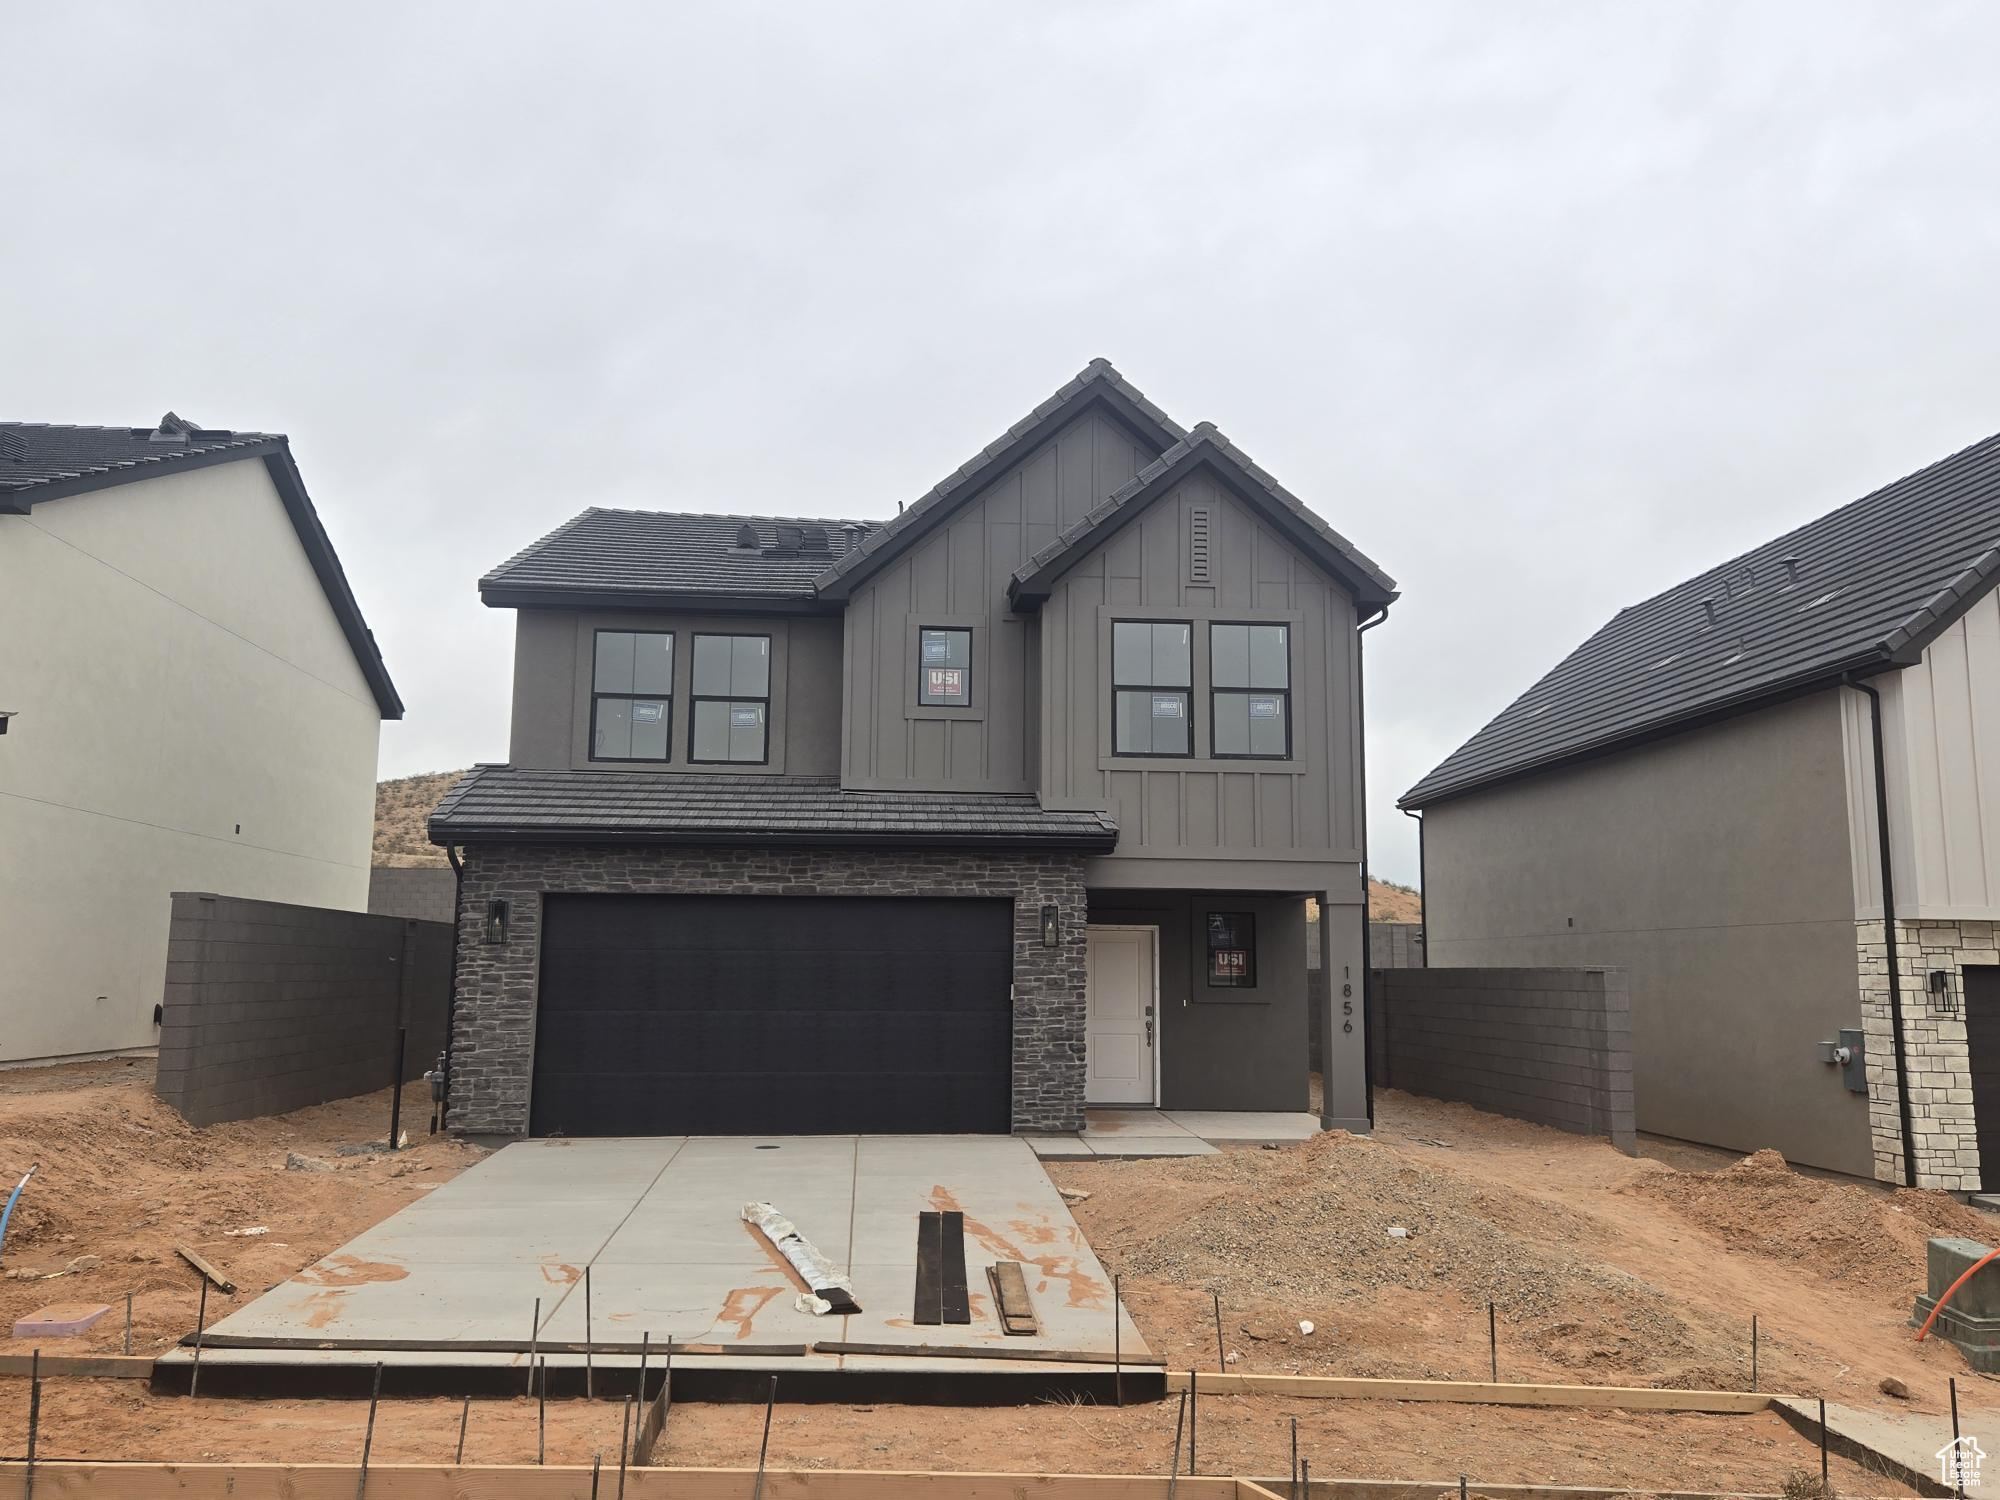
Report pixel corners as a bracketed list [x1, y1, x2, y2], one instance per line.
[1144, 1004, 1155, 1046]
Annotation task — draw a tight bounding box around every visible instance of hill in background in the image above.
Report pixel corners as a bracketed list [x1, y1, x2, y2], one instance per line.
[374, 770, 464, 866]
[374, 768, 1422, 921]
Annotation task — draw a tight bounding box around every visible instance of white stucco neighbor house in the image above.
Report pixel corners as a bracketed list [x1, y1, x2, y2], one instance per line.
[0, 413, 402, 1066]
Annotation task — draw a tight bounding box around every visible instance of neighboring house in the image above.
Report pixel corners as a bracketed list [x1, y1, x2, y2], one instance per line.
[430, 360, 1397, 1138]
[1403, 430, 2000, 1189]
[0, 414, 401, 1066]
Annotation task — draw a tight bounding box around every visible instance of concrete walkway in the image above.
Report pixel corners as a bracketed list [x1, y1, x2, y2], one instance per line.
[172, 1135, 1151, 1390]
[1775, 1395, 1997, 1497]
[1028, 1108, 1322, 1160]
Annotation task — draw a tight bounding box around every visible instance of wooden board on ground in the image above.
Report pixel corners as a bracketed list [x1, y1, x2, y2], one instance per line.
[174, 1245, 236, 1294]
[0, 1353, 153, 1380]
[0, 1463, 1246, 1498]
[1164, 1370, 1777, 1413]
[987, 1260, 1040, 1336]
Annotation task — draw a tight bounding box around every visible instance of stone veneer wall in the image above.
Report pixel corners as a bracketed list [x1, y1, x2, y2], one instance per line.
[447, 843, 1090, 1137]
[1860, 917, 1998, 1190]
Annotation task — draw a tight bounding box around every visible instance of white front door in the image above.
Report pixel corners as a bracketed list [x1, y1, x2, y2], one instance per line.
[1085, 925, 1157, 1105]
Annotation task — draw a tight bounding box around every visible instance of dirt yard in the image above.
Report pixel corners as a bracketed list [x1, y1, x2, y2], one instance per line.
[0, 1062, 1978, 1492]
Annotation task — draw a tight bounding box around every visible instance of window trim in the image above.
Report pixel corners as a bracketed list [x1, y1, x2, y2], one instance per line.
[1207, 621, 1293, 761]
[916, 625, 975, 708]
[587, 628, 675, 764]
[687, 632, 773, 765]
[1110, 618, 1196, 759]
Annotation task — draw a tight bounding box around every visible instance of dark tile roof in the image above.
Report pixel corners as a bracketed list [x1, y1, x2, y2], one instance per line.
[480, 510, 881, 607]
[0, 413, 402, 719]
[1009, 422, 1398, 610]
[1403, 430, 2000, 808]
[812, 358, 1188, 600]
[429, 766, 1120, 851]
[0, 413, 281, 497]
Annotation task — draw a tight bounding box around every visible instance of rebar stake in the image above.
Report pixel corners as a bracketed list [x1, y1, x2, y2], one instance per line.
[1290, 1414, 1299, 1500]
[123, 1292, 132, 1356]
[618, 1396, 633, 1498]
[1166, 1389, 1188, 1500]
[1188, 1368, 1197, 1473]
[527, 1296, 541, 1395]
[455, 1395, 470, 1464]
[584, 1265, 594, 1399]
[356, 1361, 382, 1500]
[1212, 1289, 1226, 1371]
[1751, 1314, 1758, 1392]
[190, 1278, 209, 1399]
[1488, 1301, 1497, 1382]
[1818, 1396, 1829, 1491]
[751, 1375, 778, 1500]
[1113, 1273, 1123, 1407]
[538, 1358, 548, 1465]
[25, 1349, 40, 1500]
[1953, 1376, 1966, 1499]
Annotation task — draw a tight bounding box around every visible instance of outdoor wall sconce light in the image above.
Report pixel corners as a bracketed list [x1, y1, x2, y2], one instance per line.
[1040, 904, 1060, 948]
[0, 711, 14, 735]
[1928, 968, 1961, 1015]
[484, 897, 510, 945]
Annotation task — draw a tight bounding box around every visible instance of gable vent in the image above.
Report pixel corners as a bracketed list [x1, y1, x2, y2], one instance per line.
[0, 431, 25, 462]
[1189, 505, 1213, 583]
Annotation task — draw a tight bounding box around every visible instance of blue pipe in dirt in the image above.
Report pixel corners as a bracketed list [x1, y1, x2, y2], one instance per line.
[0, 1162, 39, 1266]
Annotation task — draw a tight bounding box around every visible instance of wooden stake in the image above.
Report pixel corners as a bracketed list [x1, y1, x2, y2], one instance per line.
[527, 1297, 541, 1396]
[1166, 1389, 1188, 1500]
[751, 1375, 777, 1500]
[355, 1363, 382, 1500]
[585, 1265, 595, 1400]
[455, 1396, 469, 1464]
[190, 1279, 209, 1399]
[1212, 1290, 1226, 1372]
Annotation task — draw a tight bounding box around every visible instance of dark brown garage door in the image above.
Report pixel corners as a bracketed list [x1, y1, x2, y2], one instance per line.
[530, 894, 1014, 1136]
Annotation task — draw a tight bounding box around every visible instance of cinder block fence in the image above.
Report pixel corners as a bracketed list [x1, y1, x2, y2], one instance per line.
[156, 892, 451, 1127]
[1370, 966, 1636, 1152]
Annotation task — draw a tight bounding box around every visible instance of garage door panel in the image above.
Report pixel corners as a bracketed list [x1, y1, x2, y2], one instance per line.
[531, 895, 1014, 1135]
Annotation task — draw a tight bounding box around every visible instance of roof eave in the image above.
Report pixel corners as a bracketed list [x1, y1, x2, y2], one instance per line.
[0, 437, 286, 508]
[479, 584, 837, 615]
[426, 824, 1116, 853]
[1399, 649, 1902, 810]
[814, 375, 1186, 603]
[1009, 444, 1398, 612]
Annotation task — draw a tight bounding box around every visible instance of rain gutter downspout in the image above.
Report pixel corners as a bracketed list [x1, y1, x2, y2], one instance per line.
[1357, 604, 1392, 1127]
[1847, 674, 1917, 1189]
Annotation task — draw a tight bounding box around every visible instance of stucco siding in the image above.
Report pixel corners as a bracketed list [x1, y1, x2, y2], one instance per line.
[0, 459, 382, 1063]
[1423, 688, 1871, 1176]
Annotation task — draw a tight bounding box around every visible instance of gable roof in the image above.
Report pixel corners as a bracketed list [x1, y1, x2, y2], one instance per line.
[1007, 422, 1398, 611]
[810, 358, 1188, 600]
[1, 414, 402, 719]
[481, 510, 881, 610]
[429, 765, 1119, 851]
[1402, 429, 2000, 809]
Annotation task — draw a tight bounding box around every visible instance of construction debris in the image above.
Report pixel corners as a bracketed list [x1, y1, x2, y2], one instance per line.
[988, 1260, 1041, 1336]
[742, 1200, 860, 1315]
[175, 1244, 236, 1293]
[12, 1301, 110, 1339]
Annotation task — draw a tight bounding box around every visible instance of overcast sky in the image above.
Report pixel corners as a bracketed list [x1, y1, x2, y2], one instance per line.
[7, 3, 2000, 886]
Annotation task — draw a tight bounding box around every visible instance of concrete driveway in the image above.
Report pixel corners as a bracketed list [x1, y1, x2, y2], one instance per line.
[176, 1135, 1152, 1393]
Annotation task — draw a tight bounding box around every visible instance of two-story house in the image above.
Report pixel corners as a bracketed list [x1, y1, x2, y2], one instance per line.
[430, 362, 1396, 1139]
[1, 414, 401, 1066]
